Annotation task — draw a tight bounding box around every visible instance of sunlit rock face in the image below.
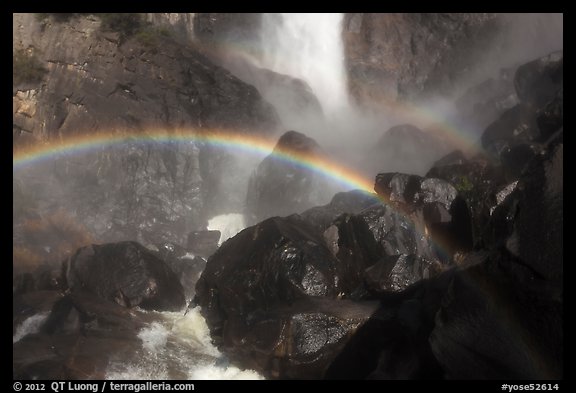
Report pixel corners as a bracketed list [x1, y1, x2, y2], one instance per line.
[245, 130, 331, 225]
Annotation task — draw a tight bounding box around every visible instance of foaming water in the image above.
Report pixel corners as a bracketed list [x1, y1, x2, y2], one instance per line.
[207, 213, 246, 245]
[13, 312, 49, 343]
[105, 307, 263, 380]
[259, 13, 348, 115]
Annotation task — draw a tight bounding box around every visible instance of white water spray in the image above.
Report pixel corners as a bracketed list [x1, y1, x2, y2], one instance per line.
[105, 307, 264, 380]
[207, 213, 246, 245]
[259, 13, 349, 116]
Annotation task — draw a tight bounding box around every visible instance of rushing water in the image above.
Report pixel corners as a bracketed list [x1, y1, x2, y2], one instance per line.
[259, 13, 348, 115]
[105, 307, 264, 380]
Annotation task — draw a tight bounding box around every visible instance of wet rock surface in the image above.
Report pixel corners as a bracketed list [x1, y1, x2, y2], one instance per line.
[64, 241, 186, 311]
[245, 130, 333, 224]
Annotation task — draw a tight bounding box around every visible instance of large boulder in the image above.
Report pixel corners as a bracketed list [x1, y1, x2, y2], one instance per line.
[63, 241, 186, 311]
[430, 249, 562, 379]
[194, 215, 378, 378]
[426, 151, 508, 246]
[479, 52, 563, 180]
[514, 51, 563, 108]
[154, 242, 207, 302]
[13, 290, 149, 379]
[325, 271, 454, 379]
[373, 172, 473, 257]
[245, 131, 330, 224]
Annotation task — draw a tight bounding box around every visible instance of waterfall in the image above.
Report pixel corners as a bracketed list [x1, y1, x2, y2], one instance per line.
[259, 13, 349, 116]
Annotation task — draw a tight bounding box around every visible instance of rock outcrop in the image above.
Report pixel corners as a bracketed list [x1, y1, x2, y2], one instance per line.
[245, 130, 331, 224]
[63, 241, 186, 311]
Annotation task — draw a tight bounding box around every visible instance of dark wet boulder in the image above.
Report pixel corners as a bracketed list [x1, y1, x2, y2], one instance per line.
[481, 104, 540, 157]
[364, 254, 443, 294]
[426, 152, 508, 246]
[223, 298, 378, 379]
[323, 214, 383, 297]
[430, 132, 563, 379]
[154, 242, 207, 301]
[63, 241, 185, 311]
[301, 189, 380, 233]
[514, 51, 562, 108]
[430, 249, 562, 379]
[484, 132, 562, 279]
[325, 271, 454, 379]
[480, 52, 562, 176]
[373, 172, 473, 257]
[245, 131, 333, 225]
[195, 215, 344, 332]
[359, 204, 432, 259]
[195, 215, 379, 378]
[13, 290, 149, 379]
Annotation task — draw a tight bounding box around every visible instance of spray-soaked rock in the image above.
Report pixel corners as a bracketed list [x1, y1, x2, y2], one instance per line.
[328, 129, 563, 380]
[480, 52, 563, 179]
[195, 215, 379, 378]
[63, 241, 185, 311]
[430, 248, 562, 379]
[373, 172, 473, 258]
[245, 130, 330, 224]
[322, 214, 383, 297]
[325, 271, 454, 379]
[426, 151, 508, 246]
[154, 242, 207, 301]
[480, 104, 541, 159]
[13, 290, 150, 379]
[514, 51, 563, 108]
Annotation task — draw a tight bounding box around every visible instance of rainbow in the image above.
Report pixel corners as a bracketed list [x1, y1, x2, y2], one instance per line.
[13, 128, 377, 194]
[13, 128, 456, 259]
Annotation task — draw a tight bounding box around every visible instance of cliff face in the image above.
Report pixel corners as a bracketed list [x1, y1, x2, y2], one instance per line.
[342, 13, 563, 109]
[13, 13, 278, 143]
[343, 13, 500, 106]
[13, 13, 280, 251]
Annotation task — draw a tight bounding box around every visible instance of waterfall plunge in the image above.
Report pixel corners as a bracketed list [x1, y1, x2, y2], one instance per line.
[259, 13, 349, 116]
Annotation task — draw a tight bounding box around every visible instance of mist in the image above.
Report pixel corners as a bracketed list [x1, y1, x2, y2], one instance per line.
[12, 12, 564, 380]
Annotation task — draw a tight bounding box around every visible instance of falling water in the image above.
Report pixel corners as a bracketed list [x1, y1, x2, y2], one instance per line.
[259, 13, 349, 116]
